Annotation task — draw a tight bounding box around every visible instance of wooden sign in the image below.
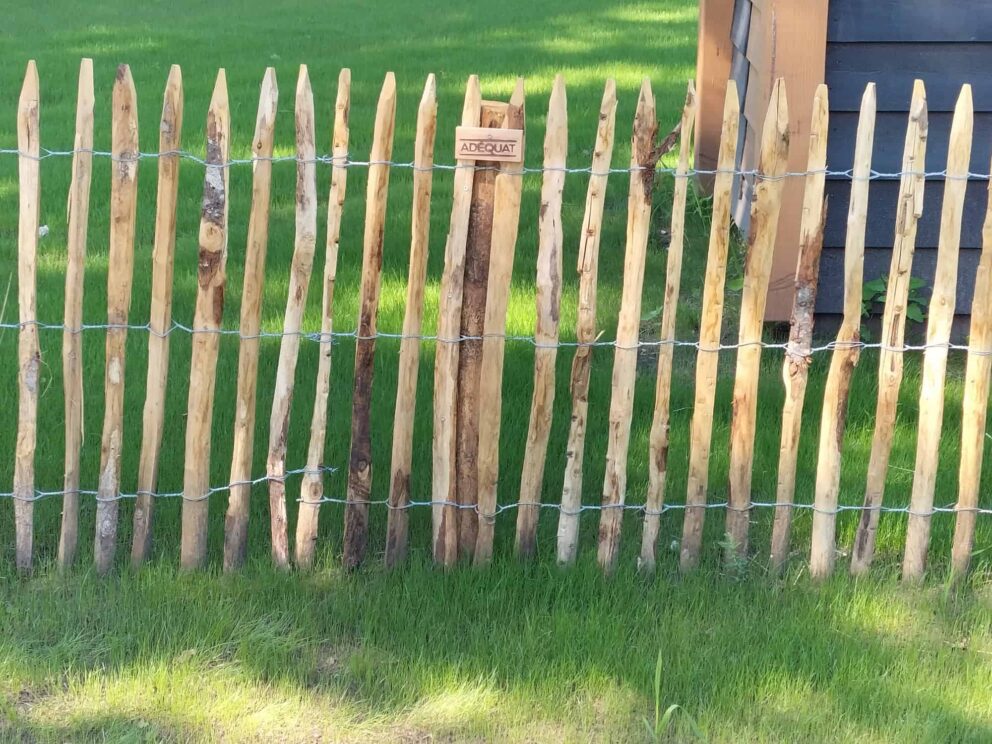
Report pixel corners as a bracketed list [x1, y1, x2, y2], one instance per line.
[455, 125, 523, 162]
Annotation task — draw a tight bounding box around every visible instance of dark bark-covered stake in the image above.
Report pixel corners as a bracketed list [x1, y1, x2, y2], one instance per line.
[342, 72, 397, 570]
[223, 68, 278, 572]
[180, 69, 230, 570]
[94, 64, 139, 575]
[131, 64, 184, 567]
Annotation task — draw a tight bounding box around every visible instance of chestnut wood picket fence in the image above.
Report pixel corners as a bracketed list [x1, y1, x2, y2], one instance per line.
[7, 58, 991, 580]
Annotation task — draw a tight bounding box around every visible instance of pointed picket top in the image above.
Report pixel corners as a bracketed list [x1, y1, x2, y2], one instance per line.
[375, 70, 397, 126]
[758, 77, 789, 176]
[420, 72, 437, 115]
[19, 60, 39, 127]
[546, 74, 567, 147]
[253, 67, 278, 150]
[296, 64, 315, 158]
[162, 64, 183, 141]
[113, 64, 139, 160]
[333, 69, 351, 155]
[208, 69, 230, 163]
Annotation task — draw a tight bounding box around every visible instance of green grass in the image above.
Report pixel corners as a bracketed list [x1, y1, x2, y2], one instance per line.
[0, 0, 991, 741]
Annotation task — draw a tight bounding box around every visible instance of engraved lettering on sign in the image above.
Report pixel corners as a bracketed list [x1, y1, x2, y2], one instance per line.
[455, 126, 524, 163]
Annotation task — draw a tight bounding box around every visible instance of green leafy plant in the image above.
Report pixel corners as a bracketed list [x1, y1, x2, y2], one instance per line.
[644, 651, 707, 742]
[861, 275, 928, 340]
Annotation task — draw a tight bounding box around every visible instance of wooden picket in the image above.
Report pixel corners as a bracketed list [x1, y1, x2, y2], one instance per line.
[7, 63, 991, 582]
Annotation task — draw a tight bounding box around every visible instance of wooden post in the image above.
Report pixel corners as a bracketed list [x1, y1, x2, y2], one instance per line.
[433, 76, 482, 567]
[846, 80, 928, 577]
[294, 69, 352, 569]
[808, 84, 875, 577]
[222, 68, 279, 572]
[58, 58, 94, 570]
[342, 72, 397, 570]
[768, 84, 829, 574]
[384, 74, 438, 568]
[903, 86, 973, 582]
[14, 61, 40, 573]
[266, 65, 317, 570]
[456, 99, 507, 560]
[638, 81, 696, 571]
[473, 80, 526, 566]
[180, 70, 230, 570]
[679, 82, 739, 572]
[724, 79, 790, 563]
[596, 78, 658, 574]
[951, 156, 992, 579]
[131, 64, 184, 566]
[93, 65, 139, 575]
[556, 79, 617, 566]
[515, 75, 568, 560]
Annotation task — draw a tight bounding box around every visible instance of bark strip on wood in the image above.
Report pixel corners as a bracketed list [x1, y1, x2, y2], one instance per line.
[556, 79, 617, 566]
[94, 65, 139, 575]
[903, 85, 973, 581]
[808, 84, 876, 578]
[516, 75, 568, 560]
[951, 154, 992, 579]
[266, 65, 318, 570]
[473, 80, 526, 566]
[293, 69, 352, 569]
[679, 82, 739, 572]
[596, 78, 658, 574]
[58, 58, 94, 570]
[384, 74, 438, 568]
[342, 72, 397, 570]
[456, 100, 507, 560]
[14, 61, 40, 573]
[223, 68, 279, 571]
[433, 76, 482, 567]
[131, 64, 184, 567]
[768, 87, 829, 574]
[638, 81, 695, 571]
[180, 70, 230, 570]
[846, 80, 928, 578]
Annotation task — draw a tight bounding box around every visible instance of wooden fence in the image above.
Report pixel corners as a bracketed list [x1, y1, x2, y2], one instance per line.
[7, 59, 991, 581]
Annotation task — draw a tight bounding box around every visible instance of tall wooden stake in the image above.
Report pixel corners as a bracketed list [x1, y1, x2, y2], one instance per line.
[294, 69, 352, 569]
[131, 64, 184, 566]
[342, 72, 397, 570]
[433, 76, 482, 567]
[556, 79, 617, 565]
[94, 65, 139, 575]
[768, 84, 829, 574]
[516, 75, 568, 560]
[596, 78, 658, 574]
[223, 68, 279, 571]
[180, 70, 230, 570]
[384, 74, 438, 567]
[266, 65, 317, 570]
[808, 84, 876, 577]
[14, 61, 40, 573]
[903, 85, 973, 581]
[846, 80, 928, 577]
[638, 81, 695, 571]
[473, 80, 526, 566]
[679, 82, 739, 572]
[58, 58, 94, 570]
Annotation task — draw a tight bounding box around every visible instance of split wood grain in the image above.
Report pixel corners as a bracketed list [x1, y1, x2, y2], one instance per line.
[556, 79, 617, 565]
[342, 71, 397, 570]
[131, 64, 184, 566]
[846, 80, 928, 578]
[294, 69, 352, 569]
[223, 67, 279, 571]
[58, 58, 94, 570]
[473, 79, 526, 566]
[384, 74, 438, 568]
[14, 61, 40, 573]
[638, 80, 695, 571]
[180, 70, 230, 570]
[266, 65, 317, 570]
[903, 85, 972, 581]
[808, 84, 876, 577]
[768, 85, 829, 574]
[596, 78, 658, 574]
[679, 82, 739, 572]
[94, 65, 139, 575]
[433, 76, 482, 567]
[516, 75, 568, 560]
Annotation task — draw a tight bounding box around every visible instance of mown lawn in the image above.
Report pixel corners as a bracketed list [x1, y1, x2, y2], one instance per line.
[0, 0, 990, 741]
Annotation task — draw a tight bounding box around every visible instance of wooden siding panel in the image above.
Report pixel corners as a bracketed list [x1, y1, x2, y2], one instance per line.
[828, 0, 992, 43]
